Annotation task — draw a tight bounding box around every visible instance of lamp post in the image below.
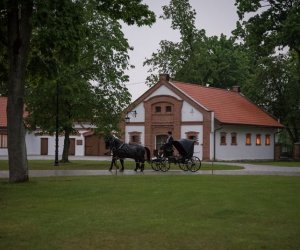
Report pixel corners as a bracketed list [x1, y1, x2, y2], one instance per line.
[54, 81, 59, 166]
[125, 110, 137, 123]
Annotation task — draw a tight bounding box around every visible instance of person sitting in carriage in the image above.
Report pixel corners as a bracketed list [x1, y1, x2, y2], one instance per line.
[159, 131, 174, 158]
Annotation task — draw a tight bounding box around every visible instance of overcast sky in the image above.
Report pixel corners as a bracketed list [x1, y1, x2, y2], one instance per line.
[122, 0, 238, 101]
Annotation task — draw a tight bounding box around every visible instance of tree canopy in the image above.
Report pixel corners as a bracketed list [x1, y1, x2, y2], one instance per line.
[0, 0, 155, 182]
[145, 0, 299, 144]
[144, 0, 253, 89]
[234, 0, 300, 142]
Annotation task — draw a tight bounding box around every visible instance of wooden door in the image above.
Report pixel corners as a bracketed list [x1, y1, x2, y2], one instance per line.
[40, 138, 48, 155]
[85, 135, 107, 156]
[68, 138, 75, 155]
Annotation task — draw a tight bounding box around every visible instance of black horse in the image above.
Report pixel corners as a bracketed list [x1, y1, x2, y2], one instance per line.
[108, 137, 150, 172]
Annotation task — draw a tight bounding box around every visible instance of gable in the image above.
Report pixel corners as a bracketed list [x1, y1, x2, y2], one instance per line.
[145, 85, 181, 101]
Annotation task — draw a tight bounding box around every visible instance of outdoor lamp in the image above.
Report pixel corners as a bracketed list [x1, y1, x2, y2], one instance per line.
[125, 110, 137, 123]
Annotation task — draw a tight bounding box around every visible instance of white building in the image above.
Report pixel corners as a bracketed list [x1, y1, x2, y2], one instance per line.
[1, 75, 283, 160]
[0, 97, 109, 157]
[123, 74, 283, 161]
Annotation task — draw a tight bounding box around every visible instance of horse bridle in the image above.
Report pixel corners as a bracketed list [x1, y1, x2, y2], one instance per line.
[110, 138, 125, 153]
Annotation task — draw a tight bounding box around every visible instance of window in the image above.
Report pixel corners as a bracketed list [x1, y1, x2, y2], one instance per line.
[166, 106, 172, 112]
[256, 134, 261, 145]
[220, 132, 227, 145]
[188, 135, 196, 140]
[231, 133, 237, 145]
[246, 133, 251, 145]
[185, 131, 199, 145]
[131, 135, 139, 144]
[129, 131, 141, 144]
[155, 106, 161, 113]
[265, 134, 271, 145]
[0, 134, 7, 148]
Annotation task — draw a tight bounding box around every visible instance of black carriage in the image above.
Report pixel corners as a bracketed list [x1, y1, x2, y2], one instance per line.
[151, 139, 201, 172]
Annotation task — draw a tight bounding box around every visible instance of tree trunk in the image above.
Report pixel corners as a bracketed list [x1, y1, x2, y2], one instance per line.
[7, 0, 33, 182]
[61, 128, 71, 163]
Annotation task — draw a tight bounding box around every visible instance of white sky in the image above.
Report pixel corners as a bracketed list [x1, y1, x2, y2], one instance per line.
[122, 0, 238, 101]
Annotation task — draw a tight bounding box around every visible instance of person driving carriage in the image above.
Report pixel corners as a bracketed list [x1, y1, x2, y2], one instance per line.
[159, 131, 174, 157]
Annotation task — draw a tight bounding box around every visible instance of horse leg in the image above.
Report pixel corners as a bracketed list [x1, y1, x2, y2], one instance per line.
[134, 160, 139, 171]
[141, 159, 145, 172]
[119, 159, 125, 172]
[109, 158, 115, 171]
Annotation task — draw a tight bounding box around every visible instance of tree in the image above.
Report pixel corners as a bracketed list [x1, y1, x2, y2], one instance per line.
[175, 34, 253, 89]
[144, 0, 252, 90]
[234, 0, 300, 142]
[0, 0, 155, 182]
[3, 0, 33, 183]
[25, 1, 133, 162]
[144, 0, 199, 84]
[234, 0, 300, 59]
[243, 53, 300, 143]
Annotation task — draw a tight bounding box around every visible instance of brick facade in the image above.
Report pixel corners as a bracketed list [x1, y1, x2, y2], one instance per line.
[144, 95, 183, 152]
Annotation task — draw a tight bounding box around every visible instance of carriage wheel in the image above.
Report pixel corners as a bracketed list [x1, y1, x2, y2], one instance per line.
[159, 159, 171, 172]
[179, 159, 189, 171]
[187, 156, 201, 172]
[151, 161, 161, 171]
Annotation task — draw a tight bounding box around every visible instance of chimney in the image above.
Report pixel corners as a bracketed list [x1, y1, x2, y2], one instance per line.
[159, 73, 170, 82]
[231, 86, 241, 93]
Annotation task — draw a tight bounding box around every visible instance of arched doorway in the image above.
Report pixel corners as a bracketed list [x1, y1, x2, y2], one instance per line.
[156, 134, 168, 150]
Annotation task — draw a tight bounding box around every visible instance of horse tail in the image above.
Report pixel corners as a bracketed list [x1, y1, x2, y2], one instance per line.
[144, 147, 151, 162]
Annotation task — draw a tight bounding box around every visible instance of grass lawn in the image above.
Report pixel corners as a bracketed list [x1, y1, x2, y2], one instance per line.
[0, 175, 299, 250]
[244, 161, 300, 167]
[0, 160, 242, 171]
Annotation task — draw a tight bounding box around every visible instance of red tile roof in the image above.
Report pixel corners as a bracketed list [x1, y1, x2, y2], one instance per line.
[0, 97, 7, 127]
[171, 81, 283, 128]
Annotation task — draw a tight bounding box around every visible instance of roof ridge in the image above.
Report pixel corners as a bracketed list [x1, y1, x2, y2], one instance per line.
[171, 80, 239, 94]
[169, 81, 210, 111]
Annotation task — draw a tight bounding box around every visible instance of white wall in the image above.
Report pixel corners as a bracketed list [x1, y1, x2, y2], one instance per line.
[125, 125, 145, 145]
[181, 101, 203, 122]
[127, 102, 145, 123]
[0, 148, 8, 156]
[146, 85, 181, 100]
[73, 133, 85, 156]
[215, 125, 275, 160]
[25, 131, 88, 156]
[181, 125, 203, 160]
[26, 132, 41, 155]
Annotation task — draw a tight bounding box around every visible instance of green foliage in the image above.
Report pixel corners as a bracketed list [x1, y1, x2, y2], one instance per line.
[25, 0, 134, 135]
[234, 0, 300, 142]
[234, 0, 300, 55]
[144, 0, 199, 84]
[95, 0, 155, 26]
[0, 0, 155, 174]
[144, 0, 252, 90]
[176, 35, 252, 88]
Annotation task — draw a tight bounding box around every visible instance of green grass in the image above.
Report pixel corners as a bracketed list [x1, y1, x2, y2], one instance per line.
[0, 175, 299, 249]
[0, 160, 242, 171]
[244, 161, 300, 167]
